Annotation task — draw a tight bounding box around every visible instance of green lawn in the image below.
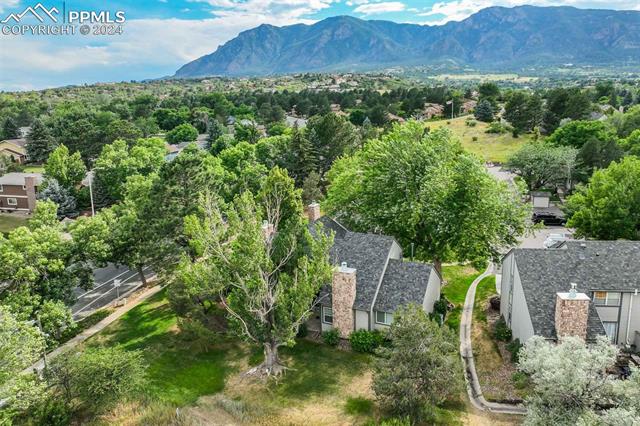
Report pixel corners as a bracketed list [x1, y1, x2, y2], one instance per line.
[0, 213, 28, 235]
[86, 290, 410, 425]
[428, 116, 530, 163]
[441, 265, 480, 330]
[474, 276, 497, 323]
[22, 165, 45, 173]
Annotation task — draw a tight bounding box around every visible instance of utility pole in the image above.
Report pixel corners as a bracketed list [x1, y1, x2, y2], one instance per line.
[88, 170, 95, 217]
[36, 315, 47, 370]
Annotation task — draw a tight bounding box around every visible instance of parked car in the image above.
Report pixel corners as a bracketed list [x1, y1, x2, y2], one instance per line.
[543, 233, 569, 248]
[532, 212, 566, 226]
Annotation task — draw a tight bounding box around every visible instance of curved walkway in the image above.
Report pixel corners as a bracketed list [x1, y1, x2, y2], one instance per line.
[459, 262, 527, 415]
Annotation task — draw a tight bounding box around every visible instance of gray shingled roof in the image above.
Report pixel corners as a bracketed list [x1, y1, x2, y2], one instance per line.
[0, 172, 43, 186]
[312, 217, 396, 310]
[375, 259, 432, 312]
[511, 240, 640, 340]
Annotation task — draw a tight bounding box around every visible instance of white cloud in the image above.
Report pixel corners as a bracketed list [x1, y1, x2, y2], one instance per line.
[420, 0, 640, 25]
[354, 1, 406, 15]
[0, 0, 20, 13]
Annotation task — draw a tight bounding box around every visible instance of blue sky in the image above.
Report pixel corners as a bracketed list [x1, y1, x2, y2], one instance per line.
[0, 0, 638, 91]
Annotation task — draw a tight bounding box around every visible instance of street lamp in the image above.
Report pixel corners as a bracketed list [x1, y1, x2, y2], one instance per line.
[87, 170, 95, 217]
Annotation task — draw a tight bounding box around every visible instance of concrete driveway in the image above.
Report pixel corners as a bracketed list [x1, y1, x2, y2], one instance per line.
[71, 264, 154, 319]
[518, 226, 572, 249]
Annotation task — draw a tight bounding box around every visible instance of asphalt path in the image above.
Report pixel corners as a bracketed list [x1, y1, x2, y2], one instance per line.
[71, 264, 154, 319]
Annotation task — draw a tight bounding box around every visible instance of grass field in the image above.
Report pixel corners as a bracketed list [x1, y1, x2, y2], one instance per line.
[441, 265, 480, 330]
[427, 116, 530, 163]
[22, 165, 45, 173]
[0, 213, 28, 235]
[87, 290, 467, 425]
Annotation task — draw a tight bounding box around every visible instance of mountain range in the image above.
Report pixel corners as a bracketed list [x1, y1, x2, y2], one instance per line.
[174, 5, 640, 78]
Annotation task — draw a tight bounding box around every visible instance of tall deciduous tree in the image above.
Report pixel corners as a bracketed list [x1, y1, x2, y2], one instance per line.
[546, 120, 616, 149]
[506, 142, 578, 191]
[324, 123, 529, 274]
[174, 167, 333, 376]
[373, 304, 462, 422]
[44, 144, 87, 190]
[565, 156, 640, 240]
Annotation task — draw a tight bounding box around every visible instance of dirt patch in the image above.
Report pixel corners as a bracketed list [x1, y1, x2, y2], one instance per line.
[472, 300, 523, 402]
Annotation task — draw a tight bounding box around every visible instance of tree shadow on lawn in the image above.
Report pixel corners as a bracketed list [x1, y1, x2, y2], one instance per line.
[267, 340, 371, 401]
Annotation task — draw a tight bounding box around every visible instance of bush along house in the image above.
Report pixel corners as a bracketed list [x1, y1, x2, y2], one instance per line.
[0, 172, 42, 213]
[500, 241, 640, 347]
[305, 203, 442, 338]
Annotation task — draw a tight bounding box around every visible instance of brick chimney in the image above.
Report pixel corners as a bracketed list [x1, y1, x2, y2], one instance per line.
[24, 176, 37, 213]
[332, 262, 356, 338]
[306, 202, 321, 222]
[555, 283, 590, 340]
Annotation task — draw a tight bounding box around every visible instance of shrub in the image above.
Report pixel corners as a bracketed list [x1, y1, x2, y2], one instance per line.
[494, 316, 512, 342]
[433, 298, 448, 317]
[31, 395, 72, 426]
[465, 119, 477, 127]
[296, 322, 308, 338]
[486, 121, 507, 134]
[512, 371, 529, 390]
[322, 328, 340, 346]
[506, 338, 522, 362]
[345, 397, 374, 415]
[47, 347, 147, 413]
[472, 136, 478, 142]
[349, 329, 385, 353]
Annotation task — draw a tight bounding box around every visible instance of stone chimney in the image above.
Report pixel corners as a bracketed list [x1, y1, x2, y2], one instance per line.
[555, 283, 590, 340]
[24, 176, 37, 213]
[306, 202, 321, 222]
[332, 262, 356, 338]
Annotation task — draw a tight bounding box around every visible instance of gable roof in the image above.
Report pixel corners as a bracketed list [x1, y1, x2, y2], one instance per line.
[312, 217, 435, 311]
[0, 138, 27, 151]
[510, 240, 640, 340]
[0, 172, 43, 186]
[375, 259, 432, 312]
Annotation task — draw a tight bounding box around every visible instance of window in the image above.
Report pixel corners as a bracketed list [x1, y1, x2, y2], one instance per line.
[0, 184, 3, 192]
[602, 322, 618, 343]
[593, 291, 621, 306]
[375, 310, 393, 325]
[6, 198, 17, 206]
[322, 306, 333, 324]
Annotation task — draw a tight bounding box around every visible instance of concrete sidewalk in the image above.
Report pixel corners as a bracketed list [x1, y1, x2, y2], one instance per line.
[25, 284, 163, 374]
[459, 263, 527, 416]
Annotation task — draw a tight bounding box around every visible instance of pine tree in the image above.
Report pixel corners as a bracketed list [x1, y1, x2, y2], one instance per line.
[289, 126, 316, 185]
[37, 179, 78, 218]
[206, 119, 224, 151]
[302, 170, 324, 205]
[474, 99, 494, 122]
[26, 119, 56, 163]
[2, 117, 19, 140]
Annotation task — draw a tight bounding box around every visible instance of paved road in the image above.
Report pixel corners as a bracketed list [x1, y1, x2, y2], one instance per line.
[71, 264, 154, 319]
[459, 263, 527, 415]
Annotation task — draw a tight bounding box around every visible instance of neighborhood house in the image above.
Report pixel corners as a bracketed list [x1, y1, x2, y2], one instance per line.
[0, 172, 42, 213]
[500, 241, 640, 347]
[306, 204, 442, 337]
[0, 138, 28, 164]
